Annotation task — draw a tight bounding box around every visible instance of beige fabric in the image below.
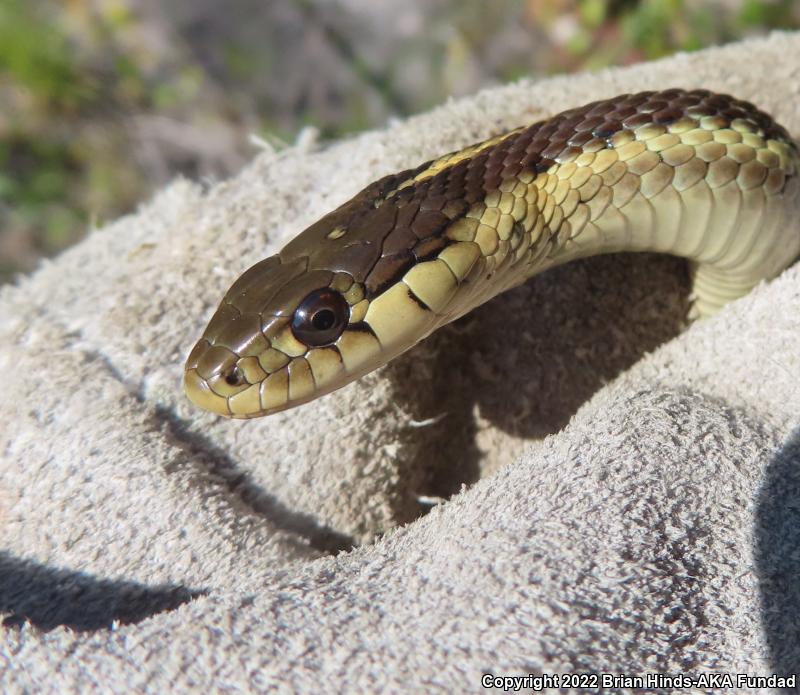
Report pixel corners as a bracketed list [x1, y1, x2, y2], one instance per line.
[2, 32, 800, 692]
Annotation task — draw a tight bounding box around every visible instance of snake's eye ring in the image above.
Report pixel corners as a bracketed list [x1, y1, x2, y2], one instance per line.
[291, 288, 350, 347]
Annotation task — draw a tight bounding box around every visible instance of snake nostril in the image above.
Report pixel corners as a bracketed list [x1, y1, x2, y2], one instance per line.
[224, 366, 243, 386]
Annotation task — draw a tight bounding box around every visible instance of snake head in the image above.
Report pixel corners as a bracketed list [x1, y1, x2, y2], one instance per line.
[183, 248, 422, 418]
[184, 168, 486, 417]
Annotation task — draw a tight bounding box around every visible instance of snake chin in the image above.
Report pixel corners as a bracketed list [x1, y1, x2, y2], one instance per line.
[183, 366, 233, 417]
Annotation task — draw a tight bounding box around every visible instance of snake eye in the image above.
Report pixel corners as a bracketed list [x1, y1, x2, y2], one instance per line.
[291, 288, 350, 346]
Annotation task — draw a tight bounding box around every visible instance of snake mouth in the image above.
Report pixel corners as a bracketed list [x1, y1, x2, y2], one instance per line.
[183, 335, 316, 418]
[183, 368, 234, 417]
[183, 365, 295, 419]
[183, 337, 269, 418]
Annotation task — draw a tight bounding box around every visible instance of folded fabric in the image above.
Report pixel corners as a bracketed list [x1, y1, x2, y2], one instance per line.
[1, 31, 799, 693]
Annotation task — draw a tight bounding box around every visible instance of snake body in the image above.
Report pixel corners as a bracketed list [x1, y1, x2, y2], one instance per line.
[185, 89, 800, 418]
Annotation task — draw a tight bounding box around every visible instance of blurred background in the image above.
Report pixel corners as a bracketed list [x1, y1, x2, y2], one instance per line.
[1, 0, 798, 283]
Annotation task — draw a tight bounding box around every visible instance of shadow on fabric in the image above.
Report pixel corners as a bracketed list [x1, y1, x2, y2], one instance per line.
[387, 252, 690, 498]
[0, 553, 204, 632]
[153, 405, 357, 555]
[756, 425, 800, 675]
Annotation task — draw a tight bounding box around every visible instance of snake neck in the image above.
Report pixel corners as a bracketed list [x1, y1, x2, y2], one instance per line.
[440, 116, 800, 321]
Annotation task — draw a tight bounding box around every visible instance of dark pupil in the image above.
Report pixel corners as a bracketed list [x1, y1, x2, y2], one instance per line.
[291, 288, 349, 347]
[312, 309, 336, 331]
[224, 366, 241, 385]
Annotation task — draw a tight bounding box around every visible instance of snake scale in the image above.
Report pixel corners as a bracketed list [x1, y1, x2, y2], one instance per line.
[184, 89, 800, 418]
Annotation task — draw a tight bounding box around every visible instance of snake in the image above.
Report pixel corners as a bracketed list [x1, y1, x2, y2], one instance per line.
[184, 88, 800, 418]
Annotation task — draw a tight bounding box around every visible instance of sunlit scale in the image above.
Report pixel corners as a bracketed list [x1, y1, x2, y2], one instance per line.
[183, 275, 373, 417]
[185, 88, 800, 418]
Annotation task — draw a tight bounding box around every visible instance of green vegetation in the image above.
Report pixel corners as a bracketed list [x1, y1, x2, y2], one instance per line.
[0, 0, 798, 281]
[0, 0, 220, 281]
[527, 0, 800, 69]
